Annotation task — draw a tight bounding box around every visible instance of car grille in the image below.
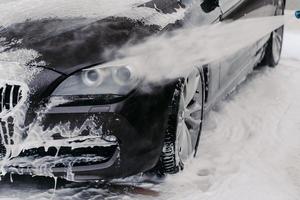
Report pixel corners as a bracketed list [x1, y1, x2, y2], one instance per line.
[0, 136, 6, 158]
[0, 83, 25, 158]
[0, 84, 23, 114]
[0, 116, 15, 158]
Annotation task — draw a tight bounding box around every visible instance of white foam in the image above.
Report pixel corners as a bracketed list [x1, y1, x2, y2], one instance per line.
[96, 16, 284, 83]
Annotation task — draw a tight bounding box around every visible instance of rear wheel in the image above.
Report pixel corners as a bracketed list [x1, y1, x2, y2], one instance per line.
[260, 0, 284, 67]
[159, 68, 204, 174]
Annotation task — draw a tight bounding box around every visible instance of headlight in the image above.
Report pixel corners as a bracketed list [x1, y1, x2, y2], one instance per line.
[52, 65, 139, 96]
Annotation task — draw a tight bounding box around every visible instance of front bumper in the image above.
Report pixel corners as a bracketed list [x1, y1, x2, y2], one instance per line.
[0, 82, 176, 181]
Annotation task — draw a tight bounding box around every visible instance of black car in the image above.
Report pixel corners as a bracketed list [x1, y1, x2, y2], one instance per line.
[0, 0, 285, 181]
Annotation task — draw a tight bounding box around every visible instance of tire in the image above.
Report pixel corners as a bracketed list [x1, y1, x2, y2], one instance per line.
[158, 68, 204, 174]
[260, 0, 284, 67]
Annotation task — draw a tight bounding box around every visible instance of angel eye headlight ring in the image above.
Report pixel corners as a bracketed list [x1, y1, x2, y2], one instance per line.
[112, 66, 135, 85]
[82, 69, 106, 87]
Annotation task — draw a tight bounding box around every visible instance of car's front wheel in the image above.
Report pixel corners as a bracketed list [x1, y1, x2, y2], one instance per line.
[158, 68, 204, 174]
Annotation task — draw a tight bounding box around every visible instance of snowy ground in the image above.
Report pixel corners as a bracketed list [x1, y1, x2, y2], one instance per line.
[0, 11, 300, 200]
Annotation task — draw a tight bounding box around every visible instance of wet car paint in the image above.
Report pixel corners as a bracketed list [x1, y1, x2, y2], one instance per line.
[0, 0, 285, 180]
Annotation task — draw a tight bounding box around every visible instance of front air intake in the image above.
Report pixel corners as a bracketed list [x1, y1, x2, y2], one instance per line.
[0, 84, 23, 114]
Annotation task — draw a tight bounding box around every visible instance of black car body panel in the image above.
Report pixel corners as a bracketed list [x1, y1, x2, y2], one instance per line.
[0, 0, 285, 180]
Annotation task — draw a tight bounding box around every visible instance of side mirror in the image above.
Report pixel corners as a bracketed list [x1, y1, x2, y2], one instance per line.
[201, 0, 219, 13]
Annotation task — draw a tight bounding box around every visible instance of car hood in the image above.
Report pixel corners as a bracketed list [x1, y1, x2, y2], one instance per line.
[0, 17, 160, 75]
[0, 0, 186, 75]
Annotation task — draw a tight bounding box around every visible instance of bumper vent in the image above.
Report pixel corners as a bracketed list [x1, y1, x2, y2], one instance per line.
[0, 84, 23, 114]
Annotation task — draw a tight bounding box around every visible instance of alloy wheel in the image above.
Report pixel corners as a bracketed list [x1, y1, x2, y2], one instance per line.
[176, 69, 203, 166]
